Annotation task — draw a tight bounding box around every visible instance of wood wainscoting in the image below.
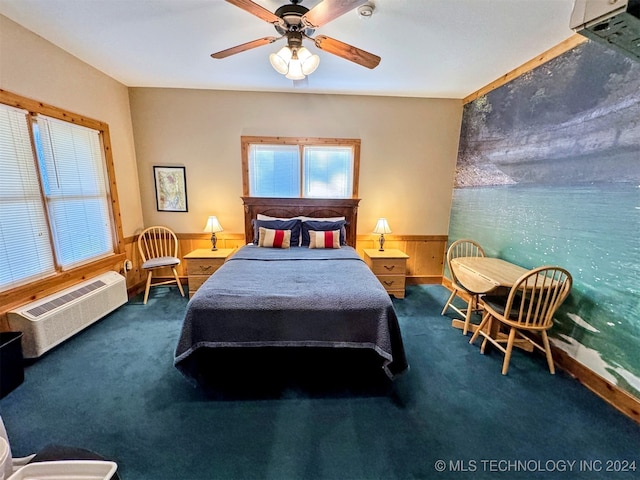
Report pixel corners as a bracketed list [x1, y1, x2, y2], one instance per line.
[120, 232, 448, 298]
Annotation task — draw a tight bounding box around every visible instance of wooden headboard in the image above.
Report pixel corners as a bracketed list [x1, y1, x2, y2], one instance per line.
[242, 197, 361, 247]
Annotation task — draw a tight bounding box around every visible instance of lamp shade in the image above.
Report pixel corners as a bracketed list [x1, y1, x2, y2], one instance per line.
[203, 216, 224, 233]
[285, 56, 305, 80]
[269, 46, 292, 74]
[373, 218, 392, 234]
[298, 47, 320, 75]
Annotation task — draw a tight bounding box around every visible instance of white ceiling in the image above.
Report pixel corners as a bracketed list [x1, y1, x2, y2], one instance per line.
[0, 0, 578, 99]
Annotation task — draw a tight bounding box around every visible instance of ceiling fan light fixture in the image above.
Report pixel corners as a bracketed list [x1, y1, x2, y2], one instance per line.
[285, 56, 306, 80]
[269, 46, 293, 74]
[297, 47, 320, 75]
[270, 43, 319, 80]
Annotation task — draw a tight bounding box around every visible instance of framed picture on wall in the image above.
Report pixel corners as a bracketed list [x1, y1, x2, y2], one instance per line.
[153, 166, 188, 212]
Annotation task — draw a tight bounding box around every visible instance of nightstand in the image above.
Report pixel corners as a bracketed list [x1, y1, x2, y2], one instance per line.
[363, 248, 409, 299]
[184, 248, 234, 297]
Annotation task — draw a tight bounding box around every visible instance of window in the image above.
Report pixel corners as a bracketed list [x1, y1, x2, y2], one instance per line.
[242, 136, 360, 198]
[0, 97, 118, 292]
[0, 105, 56, 289]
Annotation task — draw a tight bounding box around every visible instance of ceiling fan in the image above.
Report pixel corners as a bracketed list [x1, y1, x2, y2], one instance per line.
[211, 0, 381, 79]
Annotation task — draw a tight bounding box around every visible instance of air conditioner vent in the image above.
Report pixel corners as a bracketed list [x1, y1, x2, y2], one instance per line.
[26, 280, 106, 317]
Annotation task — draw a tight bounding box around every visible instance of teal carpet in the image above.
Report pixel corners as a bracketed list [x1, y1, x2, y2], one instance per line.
[1, 285, 639, 479]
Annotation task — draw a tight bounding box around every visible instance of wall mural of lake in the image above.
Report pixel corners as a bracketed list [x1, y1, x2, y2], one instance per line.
[450, 39, 640, 398]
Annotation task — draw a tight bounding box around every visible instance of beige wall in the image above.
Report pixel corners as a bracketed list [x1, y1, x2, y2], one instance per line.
[0, 13, 463, 239]
[129, 88, 463, 236]
[0, 14, 143, 237]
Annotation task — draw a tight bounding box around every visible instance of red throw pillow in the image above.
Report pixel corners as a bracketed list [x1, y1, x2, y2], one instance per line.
[308, 230, 341, 249]
[258, 227, 291, 248]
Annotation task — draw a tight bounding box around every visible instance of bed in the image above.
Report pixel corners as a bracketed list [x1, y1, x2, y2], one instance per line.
[174, 197, 408, 385]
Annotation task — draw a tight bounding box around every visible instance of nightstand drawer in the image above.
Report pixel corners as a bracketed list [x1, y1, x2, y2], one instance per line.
[187, 275, 211, 292]
[187, 258, 224, 275]
[184, 248, 234, 297]
[377, 275, 406, 291]
[369, 258, 406, 276]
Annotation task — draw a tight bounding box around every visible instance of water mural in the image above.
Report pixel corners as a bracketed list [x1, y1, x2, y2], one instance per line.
[450, 40, 640, 398]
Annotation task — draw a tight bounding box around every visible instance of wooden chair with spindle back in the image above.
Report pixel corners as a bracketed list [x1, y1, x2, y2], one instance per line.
[469, 266, 572, 375]
[441, 239, 486, 334]
[137, 226, 185, 304]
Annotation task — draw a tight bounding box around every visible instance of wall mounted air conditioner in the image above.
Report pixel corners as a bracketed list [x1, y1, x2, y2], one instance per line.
[8, 271, 128, 358]
[570, 0, 640, 62]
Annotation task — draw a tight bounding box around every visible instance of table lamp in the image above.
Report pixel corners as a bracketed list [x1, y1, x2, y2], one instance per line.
[204, 216, 224, 251]
[373, 218, 391, 251]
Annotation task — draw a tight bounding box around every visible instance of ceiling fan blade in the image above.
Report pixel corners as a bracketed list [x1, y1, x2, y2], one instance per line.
[303, 0, 368, 28]
[225, 0, 281, 24]
[211, 37, 278, 59]
[314, 35, 381, 69]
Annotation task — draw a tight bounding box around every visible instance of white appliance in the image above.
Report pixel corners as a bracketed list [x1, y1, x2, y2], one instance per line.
[8, 271, 127, 358]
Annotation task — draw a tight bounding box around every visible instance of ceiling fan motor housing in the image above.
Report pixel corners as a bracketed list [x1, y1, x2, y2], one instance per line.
[274, 3, 315, 36]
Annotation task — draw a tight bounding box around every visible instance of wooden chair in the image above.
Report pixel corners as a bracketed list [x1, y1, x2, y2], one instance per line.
[137, 226, 185, 304]
[441, 239, 486, 335]
[469, 266, 572, 375]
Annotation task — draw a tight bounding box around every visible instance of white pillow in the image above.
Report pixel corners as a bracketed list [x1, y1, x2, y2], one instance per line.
[256, 214, 345, 222]
[299, 216, 346, 222]
[256, 214, 291, 221]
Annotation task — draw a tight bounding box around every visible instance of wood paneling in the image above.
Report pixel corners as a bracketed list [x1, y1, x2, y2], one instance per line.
[356, 235, 447, 284]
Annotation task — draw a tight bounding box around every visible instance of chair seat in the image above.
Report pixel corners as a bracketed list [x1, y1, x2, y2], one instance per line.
[482, 295, 508, 314]
[142, 256, 180, 270]
[484, 294, 532, 321]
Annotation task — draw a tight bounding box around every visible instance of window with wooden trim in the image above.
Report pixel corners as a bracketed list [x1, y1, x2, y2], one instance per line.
[0, 94, 120, 292]
[241, 136, 360, 198]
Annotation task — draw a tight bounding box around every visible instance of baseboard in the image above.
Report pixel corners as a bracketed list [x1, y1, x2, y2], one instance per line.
[407, 276, 442, 285]
[551, 347, 640, 424]
[441, 281, 640, 425]
[127, 278, 187, 300]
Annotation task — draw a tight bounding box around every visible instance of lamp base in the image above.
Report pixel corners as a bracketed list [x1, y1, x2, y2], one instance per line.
[211, 232, 218, 251]
[378, 234, 385, 251]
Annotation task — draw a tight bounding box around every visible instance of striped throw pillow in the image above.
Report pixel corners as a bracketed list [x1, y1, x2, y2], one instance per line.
[258, 227, 291, 248]
[308, 230, 341, 249]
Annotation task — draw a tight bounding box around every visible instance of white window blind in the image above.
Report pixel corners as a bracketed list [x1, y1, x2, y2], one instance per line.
[249, 144, 300, 197]
[0, 104, 55, 290]
[304, 146, 353, 198]
[35, 115, 114, 268]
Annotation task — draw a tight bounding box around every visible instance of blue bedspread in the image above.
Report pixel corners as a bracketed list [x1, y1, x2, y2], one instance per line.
[174, 245, 408, 381]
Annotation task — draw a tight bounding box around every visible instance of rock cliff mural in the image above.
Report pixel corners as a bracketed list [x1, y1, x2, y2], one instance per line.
[450, 39, 640, 398]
